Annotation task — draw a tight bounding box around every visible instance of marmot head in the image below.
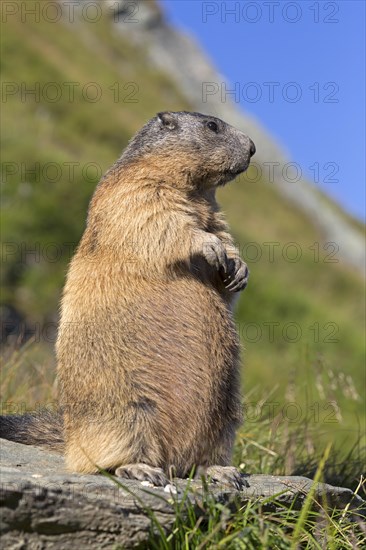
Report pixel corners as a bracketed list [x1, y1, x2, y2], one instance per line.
[121, 111, 256, 189]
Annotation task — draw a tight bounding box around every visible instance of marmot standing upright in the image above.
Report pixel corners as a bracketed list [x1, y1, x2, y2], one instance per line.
[1, 112, 255, 487]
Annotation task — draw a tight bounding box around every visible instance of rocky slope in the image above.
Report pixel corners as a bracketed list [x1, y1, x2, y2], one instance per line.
[109, 0, 365, 274]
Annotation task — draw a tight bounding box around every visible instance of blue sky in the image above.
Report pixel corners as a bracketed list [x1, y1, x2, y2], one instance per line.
[162, 0, 365, 222]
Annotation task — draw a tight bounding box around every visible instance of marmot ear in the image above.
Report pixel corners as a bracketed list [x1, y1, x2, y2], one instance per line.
[157, 112, 178, 130]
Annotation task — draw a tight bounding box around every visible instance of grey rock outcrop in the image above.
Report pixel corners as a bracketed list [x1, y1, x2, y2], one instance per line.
[1, 439, 364, 549]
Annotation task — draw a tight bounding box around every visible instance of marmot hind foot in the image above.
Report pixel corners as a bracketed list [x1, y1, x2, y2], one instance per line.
[115, 463, 168, 486]
[203, 465, 249, 490]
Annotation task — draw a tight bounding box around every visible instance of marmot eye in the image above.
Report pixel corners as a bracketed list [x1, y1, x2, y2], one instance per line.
[207, 121, 219, 133]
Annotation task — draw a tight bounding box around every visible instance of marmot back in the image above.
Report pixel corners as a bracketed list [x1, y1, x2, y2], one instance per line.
[2, 112, 256, 488]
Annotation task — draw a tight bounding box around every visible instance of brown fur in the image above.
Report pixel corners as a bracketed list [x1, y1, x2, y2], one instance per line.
[2, 112, 255, 485]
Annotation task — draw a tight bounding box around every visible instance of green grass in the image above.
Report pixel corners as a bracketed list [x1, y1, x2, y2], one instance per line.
[147, 485, 365, 549]
[1, 1, 190, 322]
[92, 442, 365, 549]
[218, 170, 365, 450]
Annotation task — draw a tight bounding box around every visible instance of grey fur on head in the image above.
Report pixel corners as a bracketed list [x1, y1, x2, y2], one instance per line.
[118, 111, 255, 186]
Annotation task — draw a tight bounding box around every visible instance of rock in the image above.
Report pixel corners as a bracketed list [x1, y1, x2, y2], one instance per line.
[0, 439, 364, 549]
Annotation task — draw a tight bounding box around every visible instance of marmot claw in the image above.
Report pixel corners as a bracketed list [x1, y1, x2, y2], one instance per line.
[115, 463, 168, 487]
[205, 465, 249, 490]
[223, 258, 249, 292]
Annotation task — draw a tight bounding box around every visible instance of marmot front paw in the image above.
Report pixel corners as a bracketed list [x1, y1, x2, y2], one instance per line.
[222, 257, 249, 292]
[201, 234, 228, 273]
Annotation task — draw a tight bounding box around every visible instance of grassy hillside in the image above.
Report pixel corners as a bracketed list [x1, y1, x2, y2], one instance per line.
[1, 4, 190, 322]
[1, 0, 365, 468]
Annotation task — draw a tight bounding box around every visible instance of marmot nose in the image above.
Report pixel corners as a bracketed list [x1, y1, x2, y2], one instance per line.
[249, 140, 256, 157]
